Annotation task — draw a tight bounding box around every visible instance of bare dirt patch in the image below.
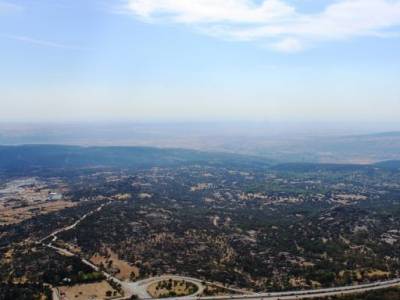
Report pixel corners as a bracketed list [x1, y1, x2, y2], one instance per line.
[58, 281, 120, 300]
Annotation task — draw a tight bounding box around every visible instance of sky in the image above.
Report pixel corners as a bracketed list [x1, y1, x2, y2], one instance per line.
[0, 0, 400, 123]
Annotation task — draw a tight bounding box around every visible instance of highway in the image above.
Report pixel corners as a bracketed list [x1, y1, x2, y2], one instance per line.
[170, 278, 400, 300]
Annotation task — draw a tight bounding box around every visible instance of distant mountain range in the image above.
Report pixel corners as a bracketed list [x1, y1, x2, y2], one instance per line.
[0, 145, 399, 176]
[0, 123, 399, 164]
[349, 131, 400, 138]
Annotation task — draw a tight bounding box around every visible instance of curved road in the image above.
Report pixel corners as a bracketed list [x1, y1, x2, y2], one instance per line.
[117, 276, 400, 300]
[163, 278, 400, 300]
[124, 275, 206, 299]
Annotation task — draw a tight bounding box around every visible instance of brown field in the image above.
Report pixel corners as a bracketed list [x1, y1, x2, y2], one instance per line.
[91, 248, 139, 280]
[58, 281, 120, 300]
[367, 269, 390, 279]
[0, 200, 75, 225]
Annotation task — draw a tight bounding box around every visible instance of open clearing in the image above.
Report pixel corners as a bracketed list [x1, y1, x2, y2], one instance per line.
[58, 281, 120, 300]
[91, 248, 139, 281]
[0, 200, 75, 225]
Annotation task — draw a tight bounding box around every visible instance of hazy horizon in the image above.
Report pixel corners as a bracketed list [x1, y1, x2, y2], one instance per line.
[1, 121, 400, 164]
[1, 0, 400, 162]
[1, 0, 400, 123]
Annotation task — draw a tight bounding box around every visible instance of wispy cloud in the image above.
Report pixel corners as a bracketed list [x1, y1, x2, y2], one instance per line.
[124, 0, 400, 52]
[1, 34, 89, 50]
[0, 1, 23, 13]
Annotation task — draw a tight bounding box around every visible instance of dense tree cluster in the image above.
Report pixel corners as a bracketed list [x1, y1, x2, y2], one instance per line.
[0, 283, 51, 300]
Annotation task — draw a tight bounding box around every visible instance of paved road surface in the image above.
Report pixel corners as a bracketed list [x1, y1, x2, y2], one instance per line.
[156, 278, 400, 300]
[124, 275, 207, 298]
